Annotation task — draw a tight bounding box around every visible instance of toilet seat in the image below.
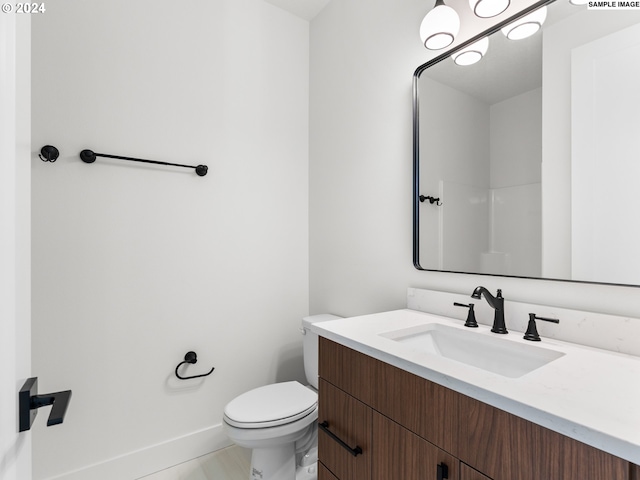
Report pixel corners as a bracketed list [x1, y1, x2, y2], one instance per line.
[224, 381, 318, 429]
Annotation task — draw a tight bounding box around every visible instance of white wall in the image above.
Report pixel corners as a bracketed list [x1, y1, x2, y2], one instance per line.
[31, 1, 309, 479]
[1, 13, 32, 480]
[309, 0, 640, 321]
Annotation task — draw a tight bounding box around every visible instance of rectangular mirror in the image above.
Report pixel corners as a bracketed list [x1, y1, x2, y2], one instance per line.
[413, 0, 640, 287]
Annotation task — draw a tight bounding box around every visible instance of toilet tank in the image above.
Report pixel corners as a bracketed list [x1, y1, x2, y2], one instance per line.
[301, 314, 342, 390]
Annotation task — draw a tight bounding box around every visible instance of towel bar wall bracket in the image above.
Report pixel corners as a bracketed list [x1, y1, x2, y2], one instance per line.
[80, 149, 208, 176]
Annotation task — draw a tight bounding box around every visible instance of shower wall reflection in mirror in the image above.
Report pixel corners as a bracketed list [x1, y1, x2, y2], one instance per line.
[414, 1, 640, 286]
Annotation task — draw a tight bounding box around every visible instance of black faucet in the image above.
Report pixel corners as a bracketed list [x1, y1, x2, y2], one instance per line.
[471, 286, 508, 334]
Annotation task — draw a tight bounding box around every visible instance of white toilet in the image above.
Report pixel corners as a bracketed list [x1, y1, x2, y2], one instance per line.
[223, 314, 341, 480]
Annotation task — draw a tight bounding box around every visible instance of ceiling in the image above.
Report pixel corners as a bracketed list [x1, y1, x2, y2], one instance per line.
[263, 0, 332, 20]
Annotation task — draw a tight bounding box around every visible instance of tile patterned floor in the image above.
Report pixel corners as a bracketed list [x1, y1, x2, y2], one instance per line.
[138, 446, 251, 480]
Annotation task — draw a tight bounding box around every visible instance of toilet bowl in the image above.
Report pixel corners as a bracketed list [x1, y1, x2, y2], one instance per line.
[224, 381, 318, 479]
[223, 314, 341, 480]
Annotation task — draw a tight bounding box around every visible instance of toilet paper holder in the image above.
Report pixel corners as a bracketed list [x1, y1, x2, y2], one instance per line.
[174, 351, 215, 380]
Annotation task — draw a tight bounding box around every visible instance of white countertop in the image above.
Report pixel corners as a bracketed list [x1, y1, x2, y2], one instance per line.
[311, 309, 640, 465]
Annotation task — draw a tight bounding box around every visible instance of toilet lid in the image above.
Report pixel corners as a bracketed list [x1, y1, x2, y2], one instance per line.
[224, 381, 318, 429]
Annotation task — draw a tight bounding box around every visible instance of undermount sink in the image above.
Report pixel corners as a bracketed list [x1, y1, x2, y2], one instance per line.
[380, 323, 565, 378]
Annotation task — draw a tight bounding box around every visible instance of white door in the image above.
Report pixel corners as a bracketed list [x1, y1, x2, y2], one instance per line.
[571, 22, 640, 284]
[1, 13, 32, 480]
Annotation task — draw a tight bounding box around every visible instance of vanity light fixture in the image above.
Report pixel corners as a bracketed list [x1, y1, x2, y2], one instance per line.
[420, 0, 461, 50]
[451, 37, 489, 66]
[501, 6, 547, 40]
[470, 0, 510, 18]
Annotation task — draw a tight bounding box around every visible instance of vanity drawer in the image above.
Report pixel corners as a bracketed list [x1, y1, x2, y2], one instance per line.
[318, 379, 372, 480]
[319, 337, 374, 405]
[373, 411, 459, 480]
[371, 357, 459, 454]
[460, 463, 493, 480]
[458, 394, 629, 480]
[318, 462, 340, 480]
[320, 337, 458, 454]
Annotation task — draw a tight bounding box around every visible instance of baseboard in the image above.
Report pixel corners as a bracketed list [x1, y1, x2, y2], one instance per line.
[45, 424, 233, 480]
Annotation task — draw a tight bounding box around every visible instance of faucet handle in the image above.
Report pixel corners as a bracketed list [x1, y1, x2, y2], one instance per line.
[524, 313, 560, 341]
[454, 302, 479, 328]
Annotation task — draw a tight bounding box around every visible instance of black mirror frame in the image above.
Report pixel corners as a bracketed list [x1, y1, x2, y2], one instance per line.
[409, 0, 640, 288]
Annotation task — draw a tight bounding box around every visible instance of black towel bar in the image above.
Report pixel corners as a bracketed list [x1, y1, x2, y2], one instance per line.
[80, 149, 208, 176]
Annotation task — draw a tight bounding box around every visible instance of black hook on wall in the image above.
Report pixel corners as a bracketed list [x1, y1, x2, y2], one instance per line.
[39, 145, 60, 162]
[419, 195, 443, 206]
[175, 351, 215, 380]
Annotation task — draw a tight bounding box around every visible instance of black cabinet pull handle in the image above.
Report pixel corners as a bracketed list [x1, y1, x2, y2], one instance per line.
[437, 462, 449, 480]
[318, 421, 363, 457]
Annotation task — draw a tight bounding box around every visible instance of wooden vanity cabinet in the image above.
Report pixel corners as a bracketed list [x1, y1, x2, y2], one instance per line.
[317, 336, 375, 404]
[319, 337, 632, 480]
[457, 394, 629, 479]
[373, 411, 459, 480]
[318, 463, 340, 480]
[371, 355, 459, 454]
[319, 337, 458, 480]
[460, 463, 493, 480]
[318, 379, 371, 480]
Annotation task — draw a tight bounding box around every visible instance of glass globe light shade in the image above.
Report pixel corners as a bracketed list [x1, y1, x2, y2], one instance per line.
[420, 0, 461, 50]
[469, 0, 510, 18]
[501, 6, 547, 40]
[451, 37, 489, 66]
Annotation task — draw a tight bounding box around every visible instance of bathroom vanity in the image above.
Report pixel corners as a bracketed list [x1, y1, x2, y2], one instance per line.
[313, 308, 640, 480]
